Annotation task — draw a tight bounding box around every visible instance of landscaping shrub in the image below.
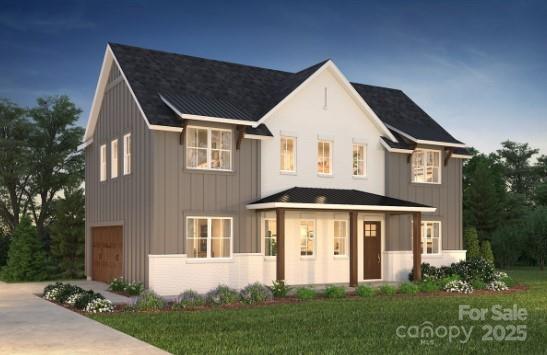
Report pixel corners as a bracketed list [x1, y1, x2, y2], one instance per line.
[443, 280, 473, 294]
[270, 280, 291, 298]
[471, 279, 487, 290]
[57, 284, 85, 304]
[74, 290, 104, 310]
[205, 285, 239, 306]
[136, 290, 165, 311]
[174, 290, 205, 309]
[464, 227, 481, 259]
[378, 285, 397, 296]
[398, 282, 418, 295]
[355, 285, 375, 297]
[240, 283, 273, 304]
[418, 279, 441, 293]
[43, 282, 64, 297]
[108, 278, 143, 296]
[480, 240, 495, 265]
[108, 277, 127, 292]
[324, 285, 346, 299]
[295, 287, 316, 301]
[85, 298, 114, 313]
[493, 271, 515, 287]
[124, 281, 144, 296]
[409, 258, 495, 283]
[486, 280, 509, 291]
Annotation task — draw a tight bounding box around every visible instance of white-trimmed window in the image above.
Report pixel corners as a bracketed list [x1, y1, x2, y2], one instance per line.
[123, 133, 131, 175]
[186, 127, 232, 171]
[299, 220, 315, 256]
[412, 149, 441, 183]
[317, 140, 332, 175]
[111, 139, 118, 178]
[264, 219, 277, 257]
[333, 220, 347, 256]
[280, 136, 296, 173]
[186, 217, 232, 259]
[421, 221, 441, 255]
[352, 143, 366, 177]
[100, 144, 107, 182]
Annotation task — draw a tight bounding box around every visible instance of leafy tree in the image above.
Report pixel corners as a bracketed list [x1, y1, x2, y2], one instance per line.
[480, 240, 494, 265]
[534, 181, 547, 206]
[491, 225, 524, 269]
[0, 231, 10, 267]
[464, 227, 480, 259]
[49, 189, 85, 278]
[0, 99, 33, 233]
[27, 96, 84, 242]
[1, 216, 49, 281]
[502, 192, 529, 226]
[525, 207, 547, 270]
[496, 140, 539, 199]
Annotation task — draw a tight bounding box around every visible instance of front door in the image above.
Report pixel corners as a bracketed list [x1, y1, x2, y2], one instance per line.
[363, 221, 381, 279]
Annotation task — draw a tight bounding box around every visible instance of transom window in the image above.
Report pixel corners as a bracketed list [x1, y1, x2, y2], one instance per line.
[100, 144, 107, 182]
[412, 149, 441, 184]
[280, 136, 296, 173]
[421, 221, 441, 255]
[299, 220, 315, 256]
[186, 127, 232, 171]
[333, 220, 347, 256]
[317, 140, 332, 175]
[352, 143, 366, 177]
[186, 217, 232, 259]
[264, 219, 277, 257]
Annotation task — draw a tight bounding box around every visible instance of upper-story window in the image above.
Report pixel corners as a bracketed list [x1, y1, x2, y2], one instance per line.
[280, 136, 296, 173]
[186, 127, 232, 171]
[100, 144, 107, 182]
[317, 140, 332, 175]
[411, 149, 441, 184]
[352, 143, 366, 177]
[111, 139, 119, 179]
[123, 133, 131, 175]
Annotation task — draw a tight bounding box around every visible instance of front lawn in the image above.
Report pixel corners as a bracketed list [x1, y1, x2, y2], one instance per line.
[90, 269, 547, 354]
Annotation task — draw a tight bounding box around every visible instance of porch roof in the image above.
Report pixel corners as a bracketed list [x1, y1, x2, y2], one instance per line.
[246, 187, 436, 213]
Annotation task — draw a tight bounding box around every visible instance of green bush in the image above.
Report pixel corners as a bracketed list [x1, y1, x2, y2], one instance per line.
[270, 280, 291, 298]
[124, 281, 144, 296]
[324, 285, 346, 299]
[108, 277, 143, 296]
[464, 227, 481, 259]
[74, 290, 104, 310]
[296, 287, 316, 301]
[501, 276, 516, 287]
[108, 277, 128, 292]
[355, 285, 375, 297]
[398, 282, 418, 295]
[410, 258, 495, 283]
[174, 290, 205, 309]
[57, 284, 85, 304]
[471, 279, 487, 290]
[205, 285, 239, 305]
[240, 283, 273, 304]
[418, 279, 441, 292]
[378, 285, 397, 296]
[136, 290, 165, 311]
[481, 240, 495, 265]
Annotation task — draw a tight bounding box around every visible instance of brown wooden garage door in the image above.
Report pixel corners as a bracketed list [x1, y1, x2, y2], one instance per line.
[92, 226, 123, 283]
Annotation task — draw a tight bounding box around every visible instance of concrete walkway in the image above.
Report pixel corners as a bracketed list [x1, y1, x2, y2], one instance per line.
[0, 281, 168, 354]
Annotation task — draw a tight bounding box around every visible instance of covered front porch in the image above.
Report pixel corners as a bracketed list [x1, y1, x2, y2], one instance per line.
[247, 187, 436, 286]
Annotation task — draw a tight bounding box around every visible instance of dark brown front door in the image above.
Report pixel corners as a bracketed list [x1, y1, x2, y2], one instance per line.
[363, 221, 381, 279]
[92, 226, 123, 283]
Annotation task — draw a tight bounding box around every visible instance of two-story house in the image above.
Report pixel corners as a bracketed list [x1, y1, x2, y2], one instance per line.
[80, 43, 472, 295]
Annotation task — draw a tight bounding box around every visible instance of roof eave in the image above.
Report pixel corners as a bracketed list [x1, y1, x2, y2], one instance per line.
[246, 202, 436, 213]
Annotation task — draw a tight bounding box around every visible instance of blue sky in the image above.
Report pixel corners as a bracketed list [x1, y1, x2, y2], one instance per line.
[1, 0, 546, 155]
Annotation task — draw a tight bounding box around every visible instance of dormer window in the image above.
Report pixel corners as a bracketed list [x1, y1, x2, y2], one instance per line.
[186, 126, 232, 171]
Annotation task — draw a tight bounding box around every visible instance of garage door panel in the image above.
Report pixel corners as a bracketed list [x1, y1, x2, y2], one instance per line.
[92, 226, 123, 283]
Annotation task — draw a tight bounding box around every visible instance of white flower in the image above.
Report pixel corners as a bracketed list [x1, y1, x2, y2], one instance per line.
[443, 280, 473, 294]
[85, 298, 114, 313]
[494, 271, 509, 280]
[486, 280, 508, 292]
[66, 293, 83, 305]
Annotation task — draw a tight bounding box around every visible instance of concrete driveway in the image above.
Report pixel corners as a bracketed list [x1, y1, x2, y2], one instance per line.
[0, 280, 168, 354]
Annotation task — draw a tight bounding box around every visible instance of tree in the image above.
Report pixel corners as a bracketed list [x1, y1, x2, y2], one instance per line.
[1, 216, 49, 281]
[0, 231, 10, 267]
[464, 227, 480, 259]
[491, 225, 524, 269]
[49, 189, 85, 278]
[480, 240, 494, 265]
[27, 96, 84, 242]
[525, 207, 547, 270]
[496, 140, 539, 199]
[0, 99, 33, 233]
[534, 181, 547, 206]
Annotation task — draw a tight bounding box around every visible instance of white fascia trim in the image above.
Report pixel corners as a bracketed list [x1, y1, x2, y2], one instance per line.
[149, 124, 183, 133]
[386, 124, 468, 148]
[452, 154, 472, 159]
[159, 94, 255, 127]
[246, 202, 436, 213]
[255, 61, 398, 142]
[244, 134, 273, 140]
[379, 137, 413, 154]
[77, 139, 93, 151]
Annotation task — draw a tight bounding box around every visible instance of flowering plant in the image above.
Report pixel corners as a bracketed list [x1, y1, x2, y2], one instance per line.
[486, 280, 509, 292]
[443, 280, 473, 294]
[85, 298, 114, 313]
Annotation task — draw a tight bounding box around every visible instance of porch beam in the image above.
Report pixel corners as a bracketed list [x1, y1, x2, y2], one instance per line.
[349, 210, 358, 287]
[412, 212, 422, 281]
[276, 208, 285, 281]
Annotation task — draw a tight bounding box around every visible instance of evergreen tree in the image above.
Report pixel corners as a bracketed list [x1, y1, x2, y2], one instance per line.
[491, 225, 524, 269]
[2, 216, 49, 281]
[480, 240, 495, 265]
[534, 181, 547, 206]
[496, 140, 539, 200]
[49, 189, 85, 278]
[0, 231, 10, 267]
[525, 207, 547, 270]
[464, 227, 480, 259]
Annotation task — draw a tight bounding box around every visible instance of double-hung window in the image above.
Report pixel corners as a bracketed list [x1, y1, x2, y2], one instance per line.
[264, 219, 277, 257]
[352, 143, 366, 177]
[100, 144, 107, 182]
[280, 136, 296, 173]
[111, 139, 119, 179]
[186, 127, 232, 170]
[317, 140, 332, 175]
[123, 133, 131, 175]
[421, 221, 441, 255]
[412, 149, 441, 183]
[299, 220, 315, 256]
[186, 217, 232, 259]
[333, 220, 347, 256]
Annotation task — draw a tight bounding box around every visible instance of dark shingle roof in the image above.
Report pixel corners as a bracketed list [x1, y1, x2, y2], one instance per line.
[249, 187, 432, 208]
[109, 43, 463, 144]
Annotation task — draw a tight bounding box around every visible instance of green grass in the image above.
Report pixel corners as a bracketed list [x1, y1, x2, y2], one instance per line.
[90, 268, 547, 354]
